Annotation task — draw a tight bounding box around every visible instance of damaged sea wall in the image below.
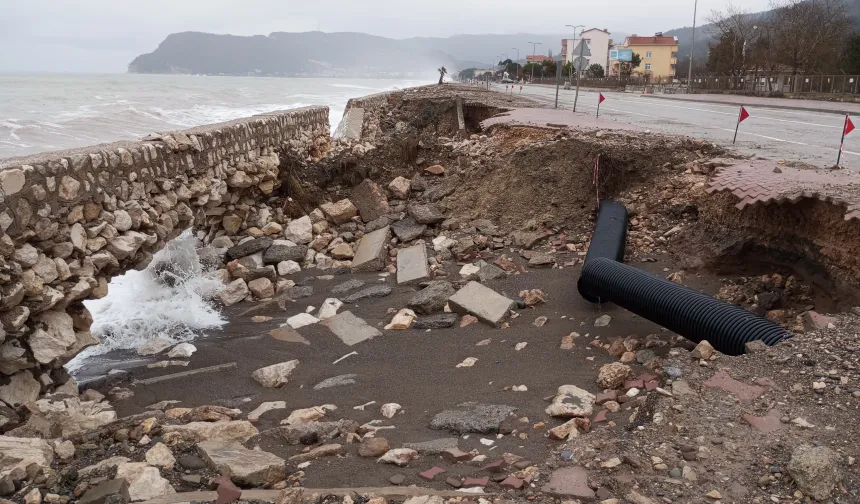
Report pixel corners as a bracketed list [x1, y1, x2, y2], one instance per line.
[0, 107, 330, 403]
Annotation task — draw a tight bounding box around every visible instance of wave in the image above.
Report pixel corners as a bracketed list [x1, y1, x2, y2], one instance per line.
[66, 230, 227, 373]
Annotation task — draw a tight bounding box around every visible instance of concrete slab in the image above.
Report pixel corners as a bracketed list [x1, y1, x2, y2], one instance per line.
[321, 311, 382, 346]
[447, 281, 516, 327]
[351, 226, 390, 273]
[396, 244, 429, 285]
[333, 107, 364, 140]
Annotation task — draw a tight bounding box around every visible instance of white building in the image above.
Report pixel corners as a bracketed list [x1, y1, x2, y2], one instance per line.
[561, 28, 612, 75]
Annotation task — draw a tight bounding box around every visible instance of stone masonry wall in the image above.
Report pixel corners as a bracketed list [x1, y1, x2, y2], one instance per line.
[0, 106, 330, 404]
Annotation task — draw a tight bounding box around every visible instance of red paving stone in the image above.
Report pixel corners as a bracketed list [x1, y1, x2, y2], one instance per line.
[462, 477, 489, 488]
[703, 371, 766, 401]
[500, 475, 526, 489]
[419, 467, 446, 481]
[541, 467, 595, 499]
[707, 160, 860, 220]
[743, 409, 784, 434]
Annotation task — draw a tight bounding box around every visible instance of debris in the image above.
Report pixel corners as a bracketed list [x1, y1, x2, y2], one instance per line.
[788, 445, 843, 501]
[380, 403, 402, 418]
[289, 444, 345, 462]
[321, 311, 382, 346]
[594, 314, 611, 327]
[385, 308, 416, 330]
[252, 360, 299, 388]
[167, 343, 196, 359]
[456, 357, 478, 368]
[515, 342, 527, 351]
[546, 385, 595, 418]
[378, 448, 420, 466]
[533, 316, 548, 327]
[353, 401, 375, 411]
[429, 403, 517, 433]
[397, 244, 430, 284]
[597, 363, 635, 389]
[518, 289, 546, 307]
[359, 437, 391, 457]
[448, 281, 516, 327]
[313, 374, 358, 390]
[317, 298, 344, 320]
[460, 315, 479, 327]
[270, 326, 310, 345]
[248, 401, 287, 423]
[286, 313, 319, 329]
[333, 351, 359, 364]
[198, 441, 286, 486]
[690, 340, 715, 360]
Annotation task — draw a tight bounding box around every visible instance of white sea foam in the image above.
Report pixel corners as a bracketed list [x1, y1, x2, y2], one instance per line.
[66, 231, 227, 372]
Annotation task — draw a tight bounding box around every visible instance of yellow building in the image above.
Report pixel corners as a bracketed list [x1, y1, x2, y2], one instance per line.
[616, 33, 679, 80]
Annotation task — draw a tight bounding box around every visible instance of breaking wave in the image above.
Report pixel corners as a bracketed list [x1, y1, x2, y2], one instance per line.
[66, 231, 227, 372]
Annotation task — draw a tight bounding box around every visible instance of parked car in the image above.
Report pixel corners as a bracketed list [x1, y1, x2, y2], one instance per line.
[501, 78, 514, 84]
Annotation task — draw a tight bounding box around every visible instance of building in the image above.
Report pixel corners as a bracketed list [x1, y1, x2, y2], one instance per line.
[561, 29, 612, 76]
[613, 33, 679, 79]
[526, 55, 552, 65]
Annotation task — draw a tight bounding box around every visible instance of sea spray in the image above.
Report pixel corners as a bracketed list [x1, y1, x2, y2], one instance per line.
[66, 230, 227, 372]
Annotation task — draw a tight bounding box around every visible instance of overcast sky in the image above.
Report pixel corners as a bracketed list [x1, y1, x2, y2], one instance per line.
[0, 0, 773, 73]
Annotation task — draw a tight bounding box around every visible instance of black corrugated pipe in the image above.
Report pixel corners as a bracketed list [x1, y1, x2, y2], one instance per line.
[577, 199, 791, 355]
[578, 258, 791, 355]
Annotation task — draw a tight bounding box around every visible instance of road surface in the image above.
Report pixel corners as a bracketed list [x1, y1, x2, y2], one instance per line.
[512, 84, 860, 168]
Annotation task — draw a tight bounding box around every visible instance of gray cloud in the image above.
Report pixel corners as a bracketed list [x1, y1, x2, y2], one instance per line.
[0, 0, 772, 72]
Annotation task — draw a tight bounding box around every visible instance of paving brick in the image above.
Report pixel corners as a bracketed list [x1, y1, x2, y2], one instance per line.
[462, 477, 488, 488]
[742, 409, 784, 434]
[419, 467, 446, 481]
[320, 311, 382, 346]
[703, 371, 765, 401]
[441, 448, 471, 463]
[542, 467, 595, 499]
[396, 244, 430, 285]
[447, 281, 516, 327]
[500, 475, 525, 489]
[351, 226, 390, 273]
[480, 459, 507, 473]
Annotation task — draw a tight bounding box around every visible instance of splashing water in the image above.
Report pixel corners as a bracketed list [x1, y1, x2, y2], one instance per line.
[66, 230, 227, 372]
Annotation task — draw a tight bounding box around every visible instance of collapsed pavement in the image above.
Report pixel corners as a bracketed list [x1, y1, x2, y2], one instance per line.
[1, 85, 859, 504]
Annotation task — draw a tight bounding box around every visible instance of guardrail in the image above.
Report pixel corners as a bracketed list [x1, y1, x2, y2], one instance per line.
[688, 74, 860, 95]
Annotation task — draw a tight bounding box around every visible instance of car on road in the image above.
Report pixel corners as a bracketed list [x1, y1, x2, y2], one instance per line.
[501, 78, 514, 83]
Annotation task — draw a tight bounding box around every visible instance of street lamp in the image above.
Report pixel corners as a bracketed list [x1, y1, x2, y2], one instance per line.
[528, 41, 543, 81]
[512, 47, 520, 80]
[565, 25, 585, 79]
[687, 0, 698, 91]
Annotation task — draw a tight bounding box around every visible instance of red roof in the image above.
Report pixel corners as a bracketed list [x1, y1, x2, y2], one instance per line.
[625, 36, 677, 46]
[526, 55, 552, 63]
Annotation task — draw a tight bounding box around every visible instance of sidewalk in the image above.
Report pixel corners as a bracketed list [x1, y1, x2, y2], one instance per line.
[640, 92, 860, 115]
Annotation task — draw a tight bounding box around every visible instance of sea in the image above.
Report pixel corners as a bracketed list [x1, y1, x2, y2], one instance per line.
[0, 72, 425, 374]
[0, 73, 426, 159]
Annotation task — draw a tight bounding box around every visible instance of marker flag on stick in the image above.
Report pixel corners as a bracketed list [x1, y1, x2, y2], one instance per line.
[597, 93, 606, 119]
[732, 106, 749, 145]
[837, 113, 855, 167]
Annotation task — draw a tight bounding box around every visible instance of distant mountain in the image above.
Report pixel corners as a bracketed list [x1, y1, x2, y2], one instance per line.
[128, 31, 626, 77]
[128, 31, 479, 77]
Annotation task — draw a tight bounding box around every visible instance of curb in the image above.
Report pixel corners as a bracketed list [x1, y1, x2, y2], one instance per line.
[639, 94, 860, 116]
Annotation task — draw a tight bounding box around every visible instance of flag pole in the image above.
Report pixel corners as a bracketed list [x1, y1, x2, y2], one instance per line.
[838, 113, 848, 167]
[597, 101, 601, 119]
[733, 108, 742, 145]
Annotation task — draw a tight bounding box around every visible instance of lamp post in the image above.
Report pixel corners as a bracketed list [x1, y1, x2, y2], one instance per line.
[565, 24, 585, 82]
[687, 0, 698, 91]
[512, 47, 520, 80]
[528, 41, 542, 81]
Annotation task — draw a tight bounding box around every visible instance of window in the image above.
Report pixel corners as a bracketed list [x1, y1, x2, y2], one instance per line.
[646, 51, 653, 58]
[645, 63, 652, 70]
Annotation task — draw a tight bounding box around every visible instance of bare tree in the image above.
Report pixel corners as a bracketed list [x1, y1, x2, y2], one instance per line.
[769, 0, 852, 73]
[707, 3, 761, 76]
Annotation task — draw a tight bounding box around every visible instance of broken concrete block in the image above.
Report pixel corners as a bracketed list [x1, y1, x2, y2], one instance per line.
[447, 281, 516, 327]
[321, 311, 382, 346]
[396, 244, 430, 285]
[351, 226, 390, 273]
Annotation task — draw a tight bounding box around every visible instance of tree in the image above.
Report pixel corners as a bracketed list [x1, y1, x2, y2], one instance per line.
[498, 58, 518, 78]
[769, 0, 852, 73]
[541, 59, 557, 77]
[707, 3, 760, 76]
[522, 62, 542, 78]
[437, 66, 447, 85]
[562, 61, 573, 78]
[841, 34, 860, 75]
[619, 53, 642, 78]
[586, 64, 605, 78]
[458, 68, 477, 81]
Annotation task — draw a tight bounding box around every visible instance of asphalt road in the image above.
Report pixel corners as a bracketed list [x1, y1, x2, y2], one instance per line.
[514, 84, 860, 168]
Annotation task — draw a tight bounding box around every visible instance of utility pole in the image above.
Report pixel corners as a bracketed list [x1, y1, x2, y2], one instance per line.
[567, 25, 586, 112]
[687, 0, 698, 92]
[528, 41, 542, 81]
[512, 47, 520, 80]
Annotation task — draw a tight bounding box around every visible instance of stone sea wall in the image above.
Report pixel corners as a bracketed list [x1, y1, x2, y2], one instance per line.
[0, 107, 330, 405]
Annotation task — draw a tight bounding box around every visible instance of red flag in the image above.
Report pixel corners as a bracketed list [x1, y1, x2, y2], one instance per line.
[845, 114, 855, 136]
[738, 106, 750, 124]
[599, 93, 606, 104]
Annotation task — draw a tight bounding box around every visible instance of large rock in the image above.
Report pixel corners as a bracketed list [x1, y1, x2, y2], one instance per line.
[107, 232, 147, 260]
[145, 443, 177, 469]
[359, 437, 391, 457]
[320, 200, 358, 225]
[408, 281, 456, 314]
[396, 244, 429, 285]
[321, 311, 382, 346]
[279, 419, 358, 444]
[248, 278, 274, 299]
[226, 238, 273, 261]
[429, 402, 517, 433]
[788, 444, 843, 500]
[407, 203, 445, 224]
[342, 285, 392, 303]
[252, 360, 299, 388]
[351, 226, 390, 273]
[412, 313, 458, 329]
[596, 363, 635, 389]
[351, 179, 390, 222]
[115, 462, 174, 502]
[331, 279, 365, 296]
[0, 371, 41, 407]
[388, 176, 411, 199]
[391, 217, 426, 242]
[29, 310, 76, 364]
[545, 385, 595, 418]
[284, 216, 313, 244]
[78, 479, 130, 504]
[218, 279, 249, 306]
[447, 281, 516, 327]
[263, 244, 307, 266]
[197, 441, 286, 486]
[0, 437, 54, 478]
[162, 421, 258, 445]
